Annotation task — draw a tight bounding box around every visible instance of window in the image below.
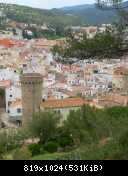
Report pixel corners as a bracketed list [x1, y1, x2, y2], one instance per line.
[9, 95, 12, 97]
[17, 108, 21, 113]
[7, 110, 10, 113]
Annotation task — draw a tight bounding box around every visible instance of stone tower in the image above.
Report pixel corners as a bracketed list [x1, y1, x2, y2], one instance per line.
[20, 73, 43, 126]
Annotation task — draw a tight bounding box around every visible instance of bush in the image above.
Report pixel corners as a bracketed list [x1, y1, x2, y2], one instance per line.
[28, 143, 41, 156]
[119, 130, 128, 153]
[28, 143, 45, 156]
[13, 146, 32, 160]
[39, 147, 46, 155]
[0, 128, 32, 156]
[53, 127, 74, 148]
[58, 136, 73, 148]
[0, 130, 19, 157]
[44, 141, 59, 153]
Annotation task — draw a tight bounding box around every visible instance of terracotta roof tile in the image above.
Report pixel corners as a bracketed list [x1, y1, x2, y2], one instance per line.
[41, 98, 87, 108]
[0, 38, 25, 48]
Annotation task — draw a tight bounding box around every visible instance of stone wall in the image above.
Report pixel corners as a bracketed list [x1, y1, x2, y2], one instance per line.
[20, 73, 43, 126]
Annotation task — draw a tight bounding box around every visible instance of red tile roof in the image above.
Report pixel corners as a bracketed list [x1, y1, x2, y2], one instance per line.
[41, 98, 87, 109]
[0, 38, 25, 48]
[0, 38, 14, 47]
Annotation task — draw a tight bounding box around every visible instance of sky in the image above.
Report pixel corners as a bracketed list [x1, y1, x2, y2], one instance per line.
[0, 0, 95, 9]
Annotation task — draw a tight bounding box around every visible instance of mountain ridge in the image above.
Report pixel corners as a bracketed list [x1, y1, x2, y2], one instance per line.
[0, 2, 127, 26]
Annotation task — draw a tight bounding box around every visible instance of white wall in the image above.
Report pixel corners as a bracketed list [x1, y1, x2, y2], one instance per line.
[5, 86, 21, 113]
[0, 68, 19, 81]
[8, 106, 22, 117]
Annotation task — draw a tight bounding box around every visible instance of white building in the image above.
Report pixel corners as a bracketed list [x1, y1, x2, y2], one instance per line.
[8, 99, 22, 121]
[0, 68, 22, 119]
[0, 68, 20, 81]
[5, 85, 21, 113]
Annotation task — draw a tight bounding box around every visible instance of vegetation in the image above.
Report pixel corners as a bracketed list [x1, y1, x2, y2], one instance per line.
[62, 3, 117, 25]
[0, 89, 5, 97]
[44, 141, 58, 153]
[51, 0, 128, 63]
[0, 3, 85, 27]
[28, 143, 42, 156]
[52, 26, 125, 63]
[0, 1, 127, 160]
[29, 111, 61, 144]
[0, 106, 128, 160]
[22, 26, 66, 39]
[0, 2, 125, 38]
[13, 146, 32, 160]
[0, 2, 122, 31]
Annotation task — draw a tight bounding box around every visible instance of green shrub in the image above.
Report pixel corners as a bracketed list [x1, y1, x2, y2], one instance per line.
[44, 141, 59, 153]
[58, 136, 73, 148]
[13, 146, 32, 160]
[39, 147, 46, 155]
[0, 130, 20, 156]
[28, 143, 41, 156]
[28, 143, 45, 156]
[119, 130, 128, 153]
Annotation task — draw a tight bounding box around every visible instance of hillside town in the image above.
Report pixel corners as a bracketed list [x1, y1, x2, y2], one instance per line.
[1, 0, 128, 162]
[0, 21, 128, 127]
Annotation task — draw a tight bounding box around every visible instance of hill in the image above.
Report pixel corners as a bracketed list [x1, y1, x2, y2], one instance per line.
[61, 4, 117, 25]
[1, 2, 128, 27]
[0, 3, 85, 27]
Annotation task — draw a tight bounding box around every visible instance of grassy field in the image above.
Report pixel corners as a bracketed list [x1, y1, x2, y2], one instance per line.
[31, 152, 69, 160]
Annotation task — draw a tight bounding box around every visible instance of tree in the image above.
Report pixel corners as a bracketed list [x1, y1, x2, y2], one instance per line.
[52, 28, 124, 64]
[29, 111, 61, 144]
[28, 143, 42, 156]
[44, 141, 58, 153]
[63, 106, 96, 145]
